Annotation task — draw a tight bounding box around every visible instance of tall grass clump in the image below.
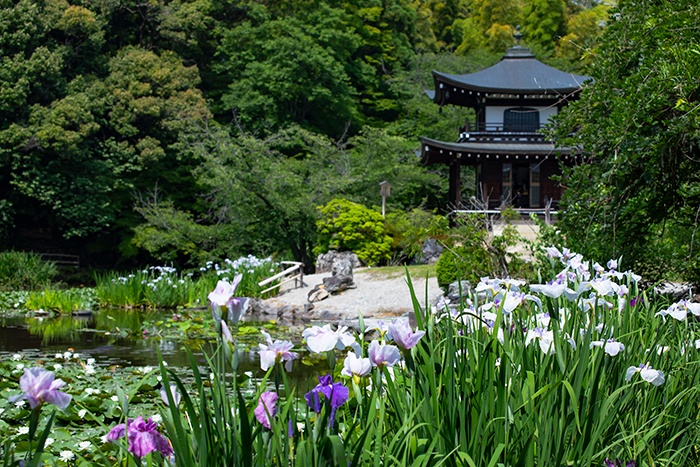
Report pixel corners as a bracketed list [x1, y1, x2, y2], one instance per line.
[94, 267, 194, 309]
[94, 256, 278, 308]
[0, 251, 58, 291]
[25, 288, 96, 313]
[194, 255, 278, 300]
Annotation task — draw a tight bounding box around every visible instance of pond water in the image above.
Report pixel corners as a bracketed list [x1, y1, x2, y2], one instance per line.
[0, 309, 329, 392]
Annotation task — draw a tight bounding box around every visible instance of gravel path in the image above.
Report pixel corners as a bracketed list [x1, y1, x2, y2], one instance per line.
[261, 268, 443, 321]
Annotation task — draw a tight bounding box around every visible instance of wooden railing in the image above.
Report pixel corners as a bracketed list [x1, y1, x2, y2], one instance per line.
[40, 253, 80, 269]
[258, 261, 305, 295]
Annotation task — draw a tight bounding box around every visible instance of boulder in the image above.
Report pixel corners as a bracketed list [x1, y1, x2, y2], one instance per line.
[420, 238, 443, 264]
[322, 274, 356, 294]
[654, 281, 695, 302]
[308, 286, 330, 303]
[331, 258, 354, 279]
[447, 280, 473, 301]
[316, 250, 362, 274]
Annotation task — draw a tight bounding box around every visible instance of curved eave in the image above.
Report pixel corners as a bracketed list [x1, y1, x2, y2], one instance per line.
[420, 137, 573, 165]
[433, 70, 588, 96]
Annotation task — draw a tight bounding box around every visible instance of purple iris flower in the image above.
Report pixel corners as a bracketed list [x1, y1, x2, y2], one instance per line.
[254, 391, 278, 429]
[10, 367, 71, 410]
[107, 416, 173, 458]
[604, 459, 635, 467]
[387, 318, 425, 350]
[304, 375, 349, 427]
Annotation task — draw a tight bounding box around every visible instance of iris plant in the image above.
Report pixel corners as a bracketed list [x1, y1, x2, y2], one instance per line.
[107, 416, 173, 458]
[305, 375, 349, 428]
[10, 367, 72, 410]
[259, 330, 298, 372]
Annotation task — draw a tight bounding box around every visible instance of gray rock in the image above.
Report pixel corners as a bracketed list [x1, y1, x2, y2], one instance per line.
[331, 258, 354, 279]
[447, 280, 473, 301]
[316, 251, 362, 274]
[420, 238, 443, 264]
[322, 274, 356, 294]
[654, 281, 695, 301]
[308, 287, 330, 303]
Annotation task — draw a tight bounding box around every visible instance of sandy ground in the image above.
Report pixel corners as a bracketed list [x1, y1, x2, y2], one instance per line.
[261, 269, 443, 321]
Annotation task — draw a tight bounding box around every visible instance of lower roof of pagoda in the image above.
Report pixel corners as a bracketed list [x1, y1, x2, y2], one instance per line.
[420, 137, 573, 165]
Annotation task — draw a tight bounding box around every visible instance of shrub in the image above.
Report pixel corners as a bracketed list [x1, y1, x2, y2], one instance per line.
[385, 208, 449, 263]
[314, 198, 392, 266]
[0, 251, 58, 291]
[435, 211, 536, 289]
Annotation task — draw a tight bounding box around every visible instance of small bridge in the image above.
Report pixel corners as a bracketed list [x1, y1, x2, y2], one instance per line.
[258, 261, 306, 295]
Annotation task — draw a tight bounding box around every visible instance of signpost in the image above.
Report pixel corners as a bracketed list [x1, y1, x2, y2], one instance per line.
[380, 181, 391, 217]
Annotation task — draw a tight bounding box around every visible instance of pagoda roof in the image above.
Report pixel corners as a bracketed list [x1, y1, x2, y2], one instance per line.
[431, 46, 592, 106]
[420, 137, 573, 165]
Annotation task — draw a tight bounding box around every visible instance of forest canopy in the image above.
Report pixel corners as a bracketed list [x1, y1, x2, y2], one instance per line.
[0, 0, 622, 271]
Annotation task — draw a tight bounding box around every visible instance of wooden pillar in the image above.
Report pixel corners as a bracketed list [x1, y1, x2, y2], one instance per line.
[449, 160, 461, 208]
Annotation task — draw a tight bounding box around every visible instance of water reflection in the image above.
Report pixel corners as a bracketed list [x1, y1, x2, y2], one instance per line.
[0, 309, 328, 392]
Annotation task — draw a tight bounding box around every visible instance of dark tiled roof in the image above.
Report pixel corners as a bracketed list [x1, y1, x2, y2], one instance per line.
[433, 46, 591, 95]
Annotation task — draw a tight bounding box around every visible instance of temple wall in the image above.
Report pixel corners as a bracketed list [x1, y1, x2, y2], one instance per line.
[484, 106, 558, 127]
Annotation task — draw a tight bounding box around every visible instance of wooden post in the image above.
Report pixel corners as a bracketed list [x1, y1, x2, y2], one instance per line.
[449, 161, 461, 208]
[380, 181, 391, 217]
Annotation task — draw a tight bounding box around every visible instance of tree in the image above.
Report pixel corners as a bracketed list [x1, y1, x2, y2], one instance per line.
[522, 0, 567, 52]
[552, 0, 700, 280]
[216, 4, 360, 137]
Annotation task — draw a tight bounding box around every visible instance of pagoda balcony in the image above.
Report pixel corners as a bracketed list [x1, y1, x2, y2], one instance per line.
[457, 123, 547, 144]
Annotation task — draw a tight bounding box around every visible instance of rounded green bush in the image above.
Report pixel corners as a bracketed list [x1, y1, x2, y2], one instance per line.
[314, 198, 392, 266]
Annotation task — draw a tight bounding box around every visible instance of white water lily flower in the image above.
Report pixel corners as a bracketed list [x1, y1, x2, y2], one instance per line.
[18, 426, 29, 435]
[78, 441, 91, 450]
[59, 451, 75, 462]
[11, 354, 21, 361]
[590, 339, 625, 356]
[626, 363, 665, 386]
[45, 437, 54, 446]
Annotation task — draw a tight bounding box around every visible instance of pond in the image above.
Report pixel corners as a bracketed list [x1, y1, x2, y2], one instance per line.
[0, 308, 329, 393]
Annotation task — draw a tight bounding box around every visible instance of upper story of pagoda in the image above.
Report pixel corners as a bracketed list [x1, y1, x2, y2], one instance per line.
[428, 46, 591, 142]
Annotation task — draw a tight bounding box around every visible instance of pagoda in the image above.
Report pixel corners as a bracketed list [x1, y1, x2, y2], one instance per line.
[421, 43, 591, 210]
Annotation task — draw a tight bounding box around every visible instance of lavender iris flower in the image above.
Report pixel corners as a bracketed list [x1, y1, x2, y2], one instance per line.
[304, 375, 349, 427]
[107, 416, 173, 458]
[254, 391, 279, 429]
[387, 318, 425, 350]
[259, 330, 298, 372]
[160, 384, 181, 407]
[208, 275, 249, 325]
[368, 340, 401, 369]
[10, 367, 72, 410]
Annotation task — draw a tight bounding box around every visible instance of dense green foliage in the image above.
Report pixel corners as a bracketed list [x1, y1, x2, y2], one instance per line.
[385, 208, 450, 263]
[314, 198, 392, 266]
[552, 0, 700, 282]
[0, 251, 57, 291]
[0, 0, 606, 268]
[435, 211, 533, 289]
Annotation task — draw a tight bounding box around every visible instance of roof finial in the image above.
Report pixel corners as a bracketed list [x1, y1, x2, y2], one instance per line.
[513, 25, 522, 45]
